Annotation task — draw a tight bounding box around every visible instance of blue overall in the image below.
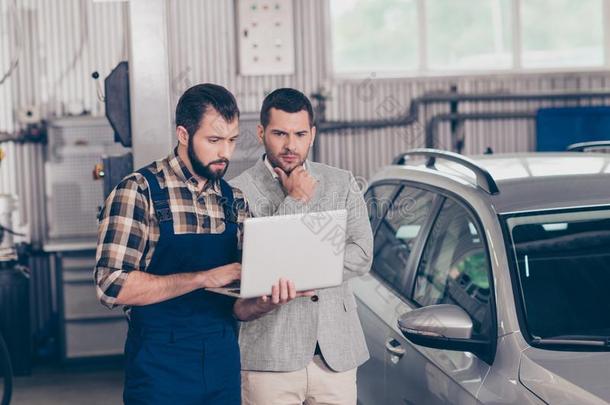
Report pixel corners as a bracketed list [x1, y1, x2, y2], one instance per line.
[123, 168, 241, 405]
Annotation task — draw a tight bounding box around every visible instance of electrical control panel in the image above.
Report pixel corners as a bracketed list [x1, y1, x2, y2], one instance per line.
[236, 0, 295, 76]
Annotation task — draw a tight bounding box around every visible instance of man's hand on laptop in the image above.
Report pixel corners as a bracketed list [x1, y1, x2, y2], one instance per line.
[259, 278, 316, 306]
[200, 263, 241, 288]
[233, 278, 315, 321]
[274, 166, 317, 202]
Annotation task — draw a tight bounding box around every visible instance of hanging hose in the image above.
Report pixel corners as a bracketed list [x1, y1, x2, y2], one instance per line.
[0, 331, 13, 405]
[0, 0, 22, 87]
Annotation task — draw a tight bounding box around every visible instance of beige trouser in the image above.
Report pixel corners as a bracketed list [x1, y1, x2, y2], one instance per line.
[241, 355, 357, 405]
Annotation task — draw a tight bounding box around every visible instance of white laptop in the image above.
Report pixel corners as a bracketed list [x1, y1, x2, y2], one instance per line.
[207, 209, 347, 298]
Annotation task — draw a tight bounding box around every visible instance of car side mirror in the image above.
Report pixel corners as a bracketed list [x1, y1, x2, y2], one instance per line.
[398, 304, 494, 364]
[398, 304, 473, 339]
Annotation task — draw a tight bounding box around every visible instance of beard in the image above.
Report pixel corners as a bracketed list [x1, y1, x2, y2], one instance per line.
[265, 144, 310, 175]
[187, 136, 229, 181]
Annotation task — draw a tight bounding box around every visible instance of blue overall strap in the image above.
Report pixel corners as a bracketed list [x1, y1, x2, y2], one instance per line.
[137, 168, 174, 236]
[218, 179, 239, 225]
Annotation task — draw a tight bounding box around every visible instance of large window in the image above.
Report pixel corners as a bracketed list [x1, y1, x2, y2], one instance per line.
[521, 0, 604, 68]
[330, 0, 606, 75]
[427, 0, 512, 71]
[331, 0, 418, 74]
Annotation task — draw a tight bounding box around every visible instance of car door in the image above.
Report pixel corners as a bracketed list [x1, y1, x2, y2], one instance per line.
[355, 183, 438, 404]
[385, 195, 494, 405]
[356, 182, 400, 405]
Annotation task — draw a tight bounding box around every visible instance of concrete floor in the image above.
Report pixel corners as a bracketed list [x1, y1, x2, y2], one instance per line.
[2, 363, 123, 405]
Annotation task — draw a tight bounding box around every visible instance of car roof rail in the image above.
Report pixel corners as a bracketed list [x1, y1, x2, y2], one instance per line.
[392, 148, 500, 195]
[566, 140, 610, 152]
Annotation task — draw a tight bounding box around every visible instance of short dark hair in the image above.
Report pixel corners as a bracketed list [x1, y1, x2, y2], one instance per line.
[175, 83, 240, 136]
[260, 88, 314, 128]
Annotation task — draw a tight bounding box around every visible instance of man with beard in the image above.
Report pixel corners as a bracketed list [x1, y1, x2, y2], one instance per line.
[231, 88, 373, 405]
[94, 84, 249, 404]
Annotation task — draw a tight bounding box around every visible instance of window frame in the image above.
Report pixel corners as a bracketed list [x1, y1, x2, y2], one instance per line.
[410, 194, 496, 341]
[364, 181, 402, 235]
[368, 180, 497, 309]
[328, 0, 610, 78]
[408, 189, 495, 302]
[368, 180, 443, 298]
[368, 179, 499, 362]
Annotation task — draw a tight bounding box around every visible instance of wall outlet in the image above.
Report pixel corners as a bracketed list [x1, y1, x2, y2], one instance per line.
[16, 105, 41, 124]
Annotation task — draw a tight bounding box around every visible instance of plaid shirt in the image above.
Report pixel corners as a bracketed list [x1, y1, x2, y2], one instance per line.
[94, 149, 250, 309]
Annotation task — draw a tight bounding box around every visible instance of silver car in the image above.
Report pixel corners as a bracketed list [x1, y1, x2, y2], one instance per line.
[355, 149, 610, 405]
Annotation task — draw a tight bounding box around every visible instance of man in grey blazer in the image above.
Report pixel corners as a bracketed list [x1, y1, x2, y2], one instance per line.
[231, 88, 373, 405]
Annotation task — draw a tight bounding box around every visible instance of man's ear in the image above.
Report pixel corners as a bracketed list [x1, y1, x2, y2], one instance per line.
[310, 126, 316, 147]
[256, 124, 265, 145]
[177, 126, 189, 147]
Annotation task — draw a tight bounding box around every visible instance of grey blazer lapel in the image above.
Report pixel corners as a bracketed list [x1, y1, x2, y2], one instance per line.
[249, 158, 286, 209]
[307, 161, 325, 208]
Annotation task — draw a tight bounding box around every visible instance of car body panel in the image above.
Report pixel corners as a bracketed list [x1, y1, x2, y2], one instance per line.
[519, 348, 610, 404]
[359, 153, 610, 405]
[476, 332, 544, 404]
[490, 176, 610, 213]
[353, 275, 488, 405]
[371, 153, 610, 214]
[355, 295, 390, 405]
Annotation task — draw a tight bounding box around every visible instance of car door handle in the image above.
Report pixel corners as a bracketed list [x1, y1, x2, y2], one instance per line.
[385, 338, 406, 357]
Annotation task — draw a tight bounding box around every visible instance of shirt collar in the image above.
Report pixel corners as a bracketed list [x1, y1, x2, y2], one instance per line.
[168, 148, 221, 195]
[263, 154, 308, 179]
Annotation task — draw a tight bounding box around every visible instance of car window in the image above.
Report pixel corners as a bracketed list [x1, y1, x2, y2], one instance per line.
[372, 185, 436, 292]
[365, 184, 398, 226]
[506, 208, 610, 340]
[413, 198, 493, 339]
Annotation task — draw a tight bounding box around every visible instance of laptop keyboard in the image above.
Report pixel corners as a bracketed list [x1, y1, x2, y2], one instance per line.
[224, 281, 241, 290]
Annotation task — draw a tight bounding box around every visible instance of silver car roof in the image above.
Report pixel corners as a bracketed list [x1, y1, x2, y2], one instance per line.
[370, 152, 610, 214]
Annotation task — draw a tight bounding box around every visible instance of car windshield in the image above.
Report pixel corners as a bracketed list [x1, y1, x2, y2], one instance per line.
[504, 207, 610, 342]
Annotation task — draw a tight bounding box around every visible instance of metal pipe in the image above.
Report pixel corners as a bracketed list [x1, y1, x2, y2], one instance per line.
[425, 112, 537, 149]
[317, 114, 417, 133]
[416, 90, 610, 103]
[449, 85, 460, 151]
[316, 89, 610, 134]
